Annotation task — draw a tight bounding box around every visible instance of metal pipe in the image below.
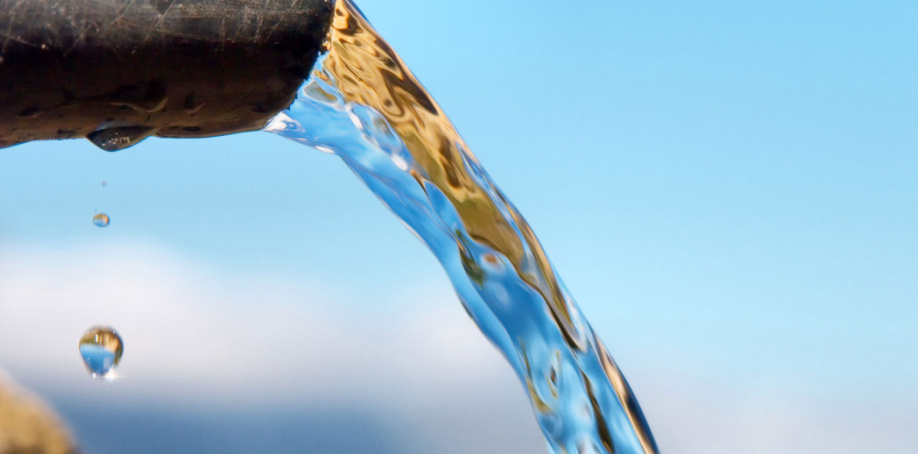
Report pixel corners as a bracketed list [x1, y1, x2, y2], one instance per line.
[0, 0, 334, 150]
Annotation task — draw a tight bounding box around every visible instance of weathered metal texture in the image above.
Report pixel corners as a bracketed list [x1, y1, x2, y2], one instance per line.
[0, 0, 334, 148]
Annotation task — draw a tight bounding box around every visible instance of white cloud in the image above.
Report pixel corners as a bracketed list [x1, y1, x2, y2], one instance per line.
[631, 371, 918, 454]
[0, 241, 546, 453]
[0, 241, 516, 400]
[2, 241, 916, 454]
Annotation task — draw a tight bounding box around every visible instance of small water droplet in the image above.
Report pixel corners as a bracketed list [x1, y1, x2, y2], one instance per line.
[93, 213, 110, 227]
[86, 125, 154, 151]
[78, 326, 124, 379]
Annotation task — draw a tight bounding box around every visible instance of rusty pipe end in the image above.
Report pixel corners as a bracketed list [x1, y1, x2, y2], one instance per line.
[0, 0, 334, 150]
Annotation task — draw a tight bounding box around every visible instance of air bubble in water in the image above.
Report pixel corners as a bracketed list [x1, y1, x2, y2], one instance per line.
[92, 213, 110, 227]
[78, 326, 124, 379]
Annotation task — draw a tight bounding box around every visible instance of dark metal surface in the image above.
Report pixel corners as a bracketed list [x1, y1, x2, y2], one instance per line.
[0, 0, 334, 148]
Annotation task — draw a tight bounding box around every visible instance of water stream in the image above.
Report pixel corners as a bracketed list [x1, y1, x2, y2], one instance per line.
[265, 1, 658, 453]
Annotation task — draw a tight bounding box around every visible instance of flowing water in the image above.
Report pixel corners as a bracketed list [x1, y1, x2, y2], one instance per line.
[265, 1, 658, 453]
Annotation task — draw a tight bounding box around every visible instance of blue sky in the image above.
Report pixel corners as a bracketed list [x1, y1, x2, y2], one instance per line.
[1, 1, 916, 453]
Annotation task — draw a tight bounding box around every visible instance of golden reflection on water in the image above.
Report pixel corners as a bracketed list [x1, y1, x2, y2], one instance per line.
[322, 1, 657, 452]
[323, 0, 579, 342]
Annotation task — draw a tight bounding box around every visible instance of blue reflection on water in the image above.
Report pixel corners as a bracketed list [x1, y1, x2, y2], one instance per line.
[79, 344, 116, 377]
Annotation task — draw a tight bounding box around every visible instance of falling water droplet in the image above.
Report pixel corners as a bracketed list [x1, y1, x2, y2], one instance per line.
[86, 125, 155, 151]
[78, 326, 124, 379]
[92, 213, 110, 227]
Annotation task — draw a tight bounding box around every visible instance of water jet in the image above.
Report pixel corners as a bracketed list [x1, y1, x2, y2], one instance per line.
[1, 1, 658, 452]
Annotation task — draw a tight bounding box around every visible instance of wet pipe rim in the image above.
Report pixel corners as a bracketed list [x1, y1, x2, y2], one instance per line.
[0, 0, 335, 148]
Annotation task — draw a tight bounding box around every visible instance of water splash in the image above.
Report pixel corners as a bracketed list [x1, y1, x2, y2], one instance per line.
[266, 1, 658, 452]
[78, 327, 124, 379]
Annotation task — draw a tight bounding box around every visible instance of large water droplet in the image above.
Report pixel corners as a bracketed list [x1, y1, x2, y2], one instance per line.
[92, 213, 110, 227]
[86, 125, 154, 151]
[78, 327, 124, 379]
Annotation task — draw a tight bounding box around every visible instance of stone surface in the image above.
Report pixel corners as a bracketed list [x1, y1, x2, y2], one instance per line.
[0, 372, 79, 454]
